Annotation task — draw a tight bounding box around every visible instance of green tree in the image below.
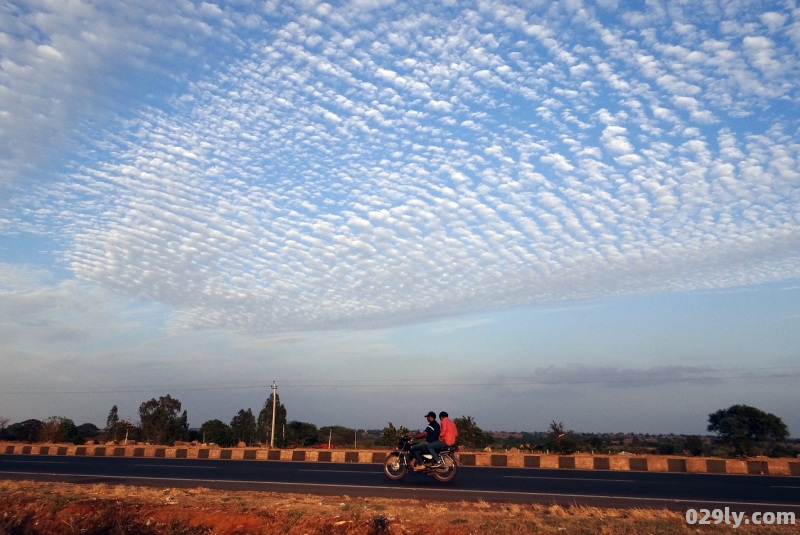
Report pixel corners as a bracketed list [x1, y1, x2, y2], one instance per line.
[106, 405, 120, 441]
[546, 421, 578, 454]
[380, 422, 411, 447]
[116, 419, 140, 443]
[230, 408, 257, 446]
[683, 435, 704, 456]
[318, 425, 357, 448]
[285, 421, 319, 447]
[587, 435, 607, 453]
[454, 416, 494, 449]
[200, 419, 236, 447]
[5, 419, 43, 443]
[39, 416, 81, 444]
[138, 394, 189, 445]
[76, 423, 101, 444]
[257, 392, 287, 446]
[707, 404, 789, 457]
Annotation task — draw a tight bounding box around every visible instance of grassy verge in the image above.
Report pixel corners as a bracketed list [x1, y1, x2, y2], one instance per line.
[1, 480, 798, 534]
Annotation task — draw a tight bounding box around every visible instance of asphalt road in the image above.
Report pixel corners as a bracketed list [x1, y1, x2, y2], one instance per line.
[1, 454, 799, 514]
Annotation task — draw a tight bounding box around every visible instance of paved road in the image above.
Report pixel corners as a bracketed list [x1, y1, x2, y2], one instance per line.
[2, 454, 799, 514]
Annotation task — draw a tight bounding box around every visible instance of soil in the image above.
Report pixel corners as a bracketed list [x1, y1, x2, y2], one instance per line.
[1, 480, 798, 534]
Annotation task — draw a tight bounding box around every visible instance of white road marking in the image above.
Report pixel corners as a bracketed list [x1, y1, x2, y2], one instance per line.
[299, 469, 381, 474]
[504, 475, 634, 483]
[1, 460, 70, 464]
[135, 464, 216, 469]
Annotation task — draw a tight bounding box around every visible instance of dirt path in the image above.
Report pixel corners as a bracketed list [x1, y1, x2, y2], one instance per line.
[1, 480, 798, 534]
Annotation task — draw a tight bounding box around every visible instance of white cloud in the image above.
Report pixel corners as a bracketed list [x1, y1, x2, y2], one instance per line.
[2, 0, 799, 336]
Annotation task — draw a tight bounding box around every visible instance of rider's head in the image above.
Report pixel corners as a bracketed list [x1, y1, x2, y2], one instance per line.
[425, 411, 436, 421]
[439, 411, 448, 419]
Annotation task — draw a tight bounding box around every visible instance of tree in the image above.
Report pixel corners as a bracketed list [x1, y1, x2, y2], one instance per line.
[76, 423, 101, 444]
[0, 417, 9, 439]
[285, 421, 319, 447]
[200, 419, 236, 447]
[230, 408, 257, 446]
[38, 416, 81, 444]
[5, 419, 43, 443]
[454, 416, 494, 449]
[546, 421, 577, 454]
[380, 422, 410, 447]
[683, 435, 704, 456]
[106, 405, 120, 442]
[116, 419, 140, 443]
[257, 392, 286, 446]
[587, 435, 607, 454]
[138, 394, 189, 445]
[707, 405, 789, 457]
[319, 425, 357, 448]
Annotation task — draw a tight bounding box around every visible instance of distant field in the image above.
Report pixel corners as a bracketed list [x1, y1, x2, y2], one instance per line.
[2, 480, 798, 534]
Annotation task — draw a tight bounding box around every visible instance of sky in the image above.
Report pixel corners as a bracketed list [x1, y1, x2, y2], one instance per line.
[1, 0, 799, 437]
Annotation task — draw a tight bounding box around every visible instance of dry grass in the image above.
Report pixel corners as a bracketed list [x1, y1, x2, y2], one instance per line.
[1, 480, 798, 534]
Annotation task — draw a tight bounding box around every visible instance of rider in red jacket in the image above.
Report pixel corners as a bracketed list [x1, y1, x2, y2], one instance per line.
[426, 411, 458, 466]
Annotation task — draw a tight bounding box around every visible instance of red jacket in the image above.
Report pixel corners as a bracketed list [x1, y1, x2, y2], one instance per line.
[439, 417, 458, 446]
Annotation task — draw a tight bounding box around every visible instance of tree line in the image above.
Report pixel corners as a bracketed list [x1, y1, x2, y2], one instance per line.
[490, 406, 794, 459]
[0, 391, 497, 451]
[1, 400, 793, 458]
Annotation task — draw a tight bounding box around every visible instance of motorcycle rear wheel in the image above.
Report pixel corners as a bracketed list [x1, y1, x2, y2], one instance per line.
[383, 453, 408, 480]
[432, 454, 457, 482]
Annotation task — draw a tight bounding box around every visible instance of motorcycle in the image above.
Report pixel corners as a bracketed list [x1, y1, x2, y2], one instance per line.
[383, 436, 458, 482]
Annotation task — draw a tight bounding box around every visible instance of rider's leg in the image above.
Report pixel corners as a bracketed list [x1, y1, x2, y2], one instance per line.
[410, 443, 426, 465]
[427, 440, 446, 464]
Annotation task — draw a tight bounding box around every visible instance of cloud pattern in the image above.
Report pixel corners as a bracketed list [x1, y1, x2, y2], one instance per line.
[4, 0, 800, 333]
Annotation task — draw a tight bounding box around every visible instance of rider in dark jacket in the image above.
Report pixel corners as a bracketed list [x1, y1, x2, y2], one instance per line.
[410, 411, 440, 470]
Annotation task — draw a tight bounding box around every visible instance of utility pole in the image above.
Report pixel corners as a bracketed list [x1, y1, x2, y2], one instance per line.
[270, 381, 277, 448]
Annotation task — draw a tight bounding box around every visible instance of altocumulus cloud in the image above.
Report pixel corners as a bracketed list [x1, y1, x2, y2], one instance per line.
[3, 0, 800, 334]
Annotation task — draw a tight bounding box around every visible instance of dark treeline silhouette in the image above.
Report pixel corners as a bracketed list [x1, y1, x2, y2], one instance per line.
[2, 400, 796, 457]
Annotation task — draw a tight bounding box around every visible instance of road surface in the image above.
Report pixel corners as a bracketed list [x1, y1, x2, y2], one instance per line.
[1, 454, 799, 514]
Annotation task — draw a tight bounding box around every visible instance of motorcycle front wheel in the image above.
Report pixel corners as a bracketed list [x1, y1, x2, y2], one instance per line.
[432, 454, 457, 482]
[383, 453, 408, 480]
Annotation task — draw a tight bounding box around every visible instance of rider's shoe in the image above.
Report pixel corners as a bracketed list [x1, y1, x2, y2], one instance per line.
[412, 464, 426, 471]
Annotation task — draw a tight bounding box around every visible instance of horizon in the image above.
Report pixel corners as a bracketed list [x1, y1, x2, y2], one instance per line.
[1, 0, 799, 437]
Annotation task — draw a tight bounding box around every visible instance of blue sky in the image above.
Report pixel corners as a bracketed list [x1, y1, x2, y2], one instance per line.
[1, 0, 799, 436]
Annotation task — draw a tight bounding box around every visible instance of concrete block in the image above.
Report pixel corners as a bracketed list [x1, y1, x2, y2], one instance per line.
[474, 453, 491, 466]
[593, 457, 610, 470]
[648, 457, 668, 472]
[491, 454, 507, 467]
[766, 460, 790, 476]
[574, 456, 593, 470]
[667, 458, 687, 472]
[609, 456, 629, 471]
[685, 458, 706, 473]
[558, 456, 575, 469]
[706, 459, 727, 474]
[539, 455, 560, 469]
[506, 453, 525, 468]
[629, 457, 648, 471]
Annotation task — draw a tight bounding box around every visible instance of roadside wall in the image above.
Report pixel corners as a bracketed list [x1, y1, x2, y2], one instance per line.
[2, 443, 798, 476]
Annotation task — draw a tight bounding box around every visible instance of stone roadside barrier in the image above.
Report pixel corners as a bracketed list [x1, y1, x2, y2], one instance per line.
[2, 442, 799, 476]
